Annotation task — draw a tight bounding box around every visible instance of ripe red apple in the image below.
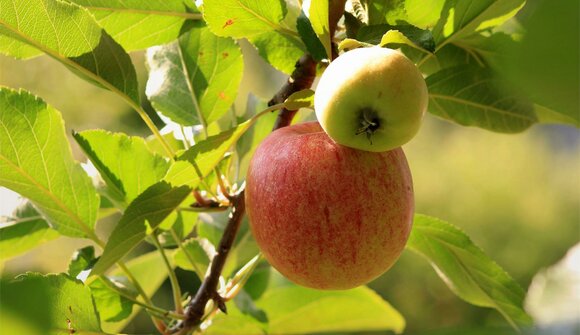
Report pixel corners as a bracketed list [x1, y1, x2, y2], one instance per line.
[245, 122, 414, 290]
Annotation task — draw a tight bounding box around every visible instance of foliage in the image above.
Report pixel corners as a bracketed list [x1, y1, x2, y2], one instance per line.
[0, 0, 576, 334]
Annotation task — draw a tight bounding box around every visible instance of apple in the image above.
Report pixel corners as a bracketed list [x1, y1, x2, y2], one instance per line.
[314, 47, 428, 152]
[245, 122, 414, 290]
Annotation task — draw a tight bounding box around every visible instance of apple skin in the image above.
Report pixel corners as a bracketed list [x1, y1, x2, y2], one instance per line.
[245, 122, 414, 290]
[315, 47, 428, 152]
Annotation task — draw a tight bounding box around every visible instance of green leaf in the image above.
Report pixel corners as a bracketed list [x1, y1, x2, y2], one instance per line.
[164, 118, 258, 187]
[209, 282, 405, 334]
[432, 0, 525, 46]
[308, 0, 331, 59]
[405, 0, 446, 29]
[284, 89, 314, 110]
[0, 0, 140, 104]
[67, 245, 136, 323]
[173, 237, 213, 278]
[203, 0, 288, 38]
[0, 273, 101, 334]
[501, 0, 579, 125]
[296, 12, 328, 62]
[91, 181, 191, 275]
[90, 276, 136, 322]
[407, 214, 533, 328]
[354, 24, 435, 52]
[233, 289, 269, 324]
[73, 130, 170, 206]
[146, 21, 243, 126]
[68, 246, 96, 278]
[66, 0, 201, 51]
[0, 202, 59, 261]
[426, 65, 537, 132]
[101, 251, 171, 334]
[367, 0, 407, 26]
[0, 88, 99, 238]
[249, 29, 306, 75]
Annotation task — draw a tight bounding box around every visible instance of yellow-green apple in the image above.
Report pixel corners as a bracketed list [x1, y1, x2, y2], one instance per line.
[245, 122, 414, 290]
[315, 47, 428, 152]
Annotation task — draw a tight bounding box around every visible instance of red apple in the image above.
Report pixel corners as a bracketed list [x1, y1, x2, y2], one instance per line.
[245, 122, 414, 290]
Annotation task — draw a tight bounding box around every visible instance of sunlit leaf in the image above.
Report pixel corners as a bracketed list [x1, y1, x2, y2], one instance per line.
[427, 65, 536, 132]
[357, 24, 435, 53]
[308, 0, 331, 59]
[284, 89, 314, 110]
[0, 202, 59, 260]
[0, 0, 140, 103]
[367, 0, 406, 26]
[146, 21, 243, 126]
[164, 118, 258, 187]
[203, 0, 287, 38]
[407, 214, 533, 328]
[405, 0, 446, 29]
[0, 88, 99, 238]
[67, 0, 201, 51]
[209, 280, 405, 334]
[91, 181, 191, 275]
[73, 130, 170, 206]
[249, 30, 305, 75]
[0, 273, 101, 334]
[432, 0, 525, 46]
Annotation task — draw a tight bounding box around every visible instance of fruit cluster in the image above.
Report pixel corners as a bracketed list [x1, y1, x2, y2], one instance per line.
[246, 47, 428, 289]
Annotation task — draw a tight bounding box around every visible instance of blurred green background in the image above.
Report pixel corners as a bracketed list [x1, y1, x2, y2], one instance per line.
[0, 0, 579, 332]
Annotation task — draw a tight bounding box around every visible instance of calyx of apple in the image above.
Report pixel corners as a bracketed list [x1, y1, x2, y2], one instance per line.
[314, 47, 428, 152]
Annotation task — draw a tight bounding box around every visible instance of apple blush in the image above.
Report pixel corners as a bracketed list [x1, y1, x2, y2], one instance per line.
[245, 122, 414, 290]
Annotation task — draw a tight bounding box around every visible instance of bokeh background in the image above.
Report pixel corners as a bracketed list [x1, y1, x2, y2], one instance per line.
[0, 1, 578, 333]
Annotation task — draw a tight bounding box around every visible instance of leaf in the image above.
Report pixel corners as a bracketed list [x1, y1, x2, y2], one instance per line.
[66, 0, 201, 51]
[337, 38, 373, 51]
[90, 181, 191, 276]
[367, 0, 407, 26]
[73, 130, 170, 206]
[308, 0, 331, 59]
[249, 29, 306, 75]
[433, 0, 525, 46]
[501, 0, 580, 125]
[356, 24, 435, 53]
[208, 282, 405, 334]
[0, 273, 101, 334]
[146, 21, 243, 126]
[68, 246, 96, 278]
[173, 237, 213, 277]
[404, 0, 446, 29]
[407, 214, 533, 328]
[0, 88, 100, 238]
[90, 276, 136, 322]
[284, 89, 314, 110]
[0, 0, 140, 104]
[0, 202, 59, 260]
[101, 251, 171, 334]
[203, 0, 287, 38]
[67, 245, 136, 323]
[164, 118, 258, 187]
[426, 65, 537, 132]
[296, 12, 328, 62]
[233, 289, 269, 323]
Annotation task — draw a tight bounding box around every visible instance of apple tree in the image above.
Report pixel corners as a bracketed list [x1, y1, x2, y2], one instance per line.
[0, 0, 577, 334]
